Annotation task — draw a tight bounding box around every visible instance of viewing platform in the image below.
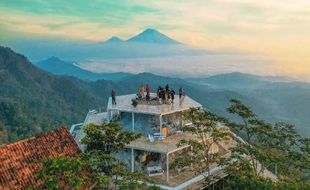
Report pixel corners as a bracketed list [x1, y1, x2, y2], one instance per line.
[107, 93, 202, 115]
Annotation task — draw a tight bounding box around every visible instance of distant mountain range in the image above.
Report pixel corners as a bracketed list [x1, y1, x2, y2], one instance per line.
[188, 72, 294, 90]
[34, 55, 310, 136]
[1, 47, 309, 144]
[35, 57, 132, 81]
[10, 28, 206, 61]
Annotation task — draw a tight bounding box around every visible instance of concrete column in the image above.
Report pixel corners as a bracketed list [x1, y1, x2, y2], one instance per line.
[190, 146, 193, 169]
[132, 112, 135, 132]
[108, 110, 112, 121]
[159, 114, 163, 132]
[211, 138, 214, 154]
[166, 153, 169, 182]
[131, 148, 134, 173]
[181, 111, 184, 127]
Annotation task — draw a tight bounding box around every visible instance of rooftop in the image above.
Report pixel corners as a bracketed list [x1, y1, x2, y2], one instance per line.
[0, 127, 81, 190]
[107, 93, 202, 115]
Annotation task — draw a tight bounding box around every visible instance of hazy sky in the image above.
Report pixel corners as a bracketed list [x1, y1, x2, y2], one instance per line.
[0, 0, 310, 80]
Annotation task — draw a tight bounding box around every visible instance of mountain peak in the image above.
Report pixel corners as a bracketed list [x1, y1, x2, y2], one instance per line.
[142, 28, 159, 34]
[46, 56, 62, 62]
[126, 28, 181, 45]
[104, 36, 123, 44]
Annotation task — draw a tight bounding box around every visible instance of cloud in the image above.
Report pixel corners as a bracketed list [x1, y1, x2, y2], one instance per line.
[78, 54, 276, 79]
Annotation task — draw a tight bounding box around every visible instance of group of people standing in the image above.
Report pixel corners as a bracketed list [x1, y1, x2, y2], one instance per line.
[137, 84, 186, 105]
[157, 84, 175, 104]
[111, 84, 185, 106]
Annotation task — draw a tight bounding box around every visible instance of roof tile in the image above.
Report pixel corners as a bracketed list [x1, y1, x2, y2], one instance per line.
[0, 127, 81, 190]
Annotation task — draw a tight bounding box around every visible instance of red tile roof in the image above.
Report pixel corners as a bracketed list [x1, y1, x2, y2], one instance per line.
[0, 127, 81, 190]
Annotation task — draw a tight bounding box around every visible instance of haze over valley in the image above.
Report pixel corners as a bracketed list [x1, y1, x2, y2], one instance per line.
[1, 46, 309, 145]
[6, 29, 289, 80]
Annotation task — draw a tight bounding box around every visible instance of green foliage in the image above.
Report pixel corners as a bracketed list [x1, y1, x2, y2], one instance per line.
[81, 123, 141, 154]
[223, 99, 310, 189]
[171, 107, 230, 186]
[36, 156, 89, 190]
[224, 169, 310, 190]
[224, 99, 274, 176]
[81, 122, 157, 190]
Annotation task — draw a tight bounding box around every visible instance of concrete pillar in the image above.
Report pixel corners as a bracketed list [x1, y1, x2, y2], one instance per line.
[166, 153, 169, 182]
[131, 148, 134, 173]
[132, 112, 135, 132]
[211, 138, 214, 154]
[190, 146, 193, 169]
[159, 114, 163, 132]
[108, 110, 112, 121]
[181, 111, 184, 127]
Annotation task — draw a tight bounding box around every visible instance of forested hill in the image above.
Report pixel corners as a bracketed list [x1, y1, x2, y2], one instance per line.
[0, 47, 244, 144]
[0, 47, 103, 143]
[1, 46, 310, 144]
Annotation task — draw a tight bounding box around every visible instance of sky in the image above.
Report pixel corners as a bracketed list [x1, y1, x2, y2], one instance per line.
[0, 0, 310, 80]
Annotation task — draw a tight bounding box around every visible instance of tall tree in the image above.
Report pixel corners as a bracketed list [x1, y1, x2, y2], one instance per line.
[224, 99, 273, 176]
[171, 107, 229, 187]
[35, 156, 91, 190]
[81, 122, 158, 190]
[223, 99, 310, 189]
[267, 122, 310, 181]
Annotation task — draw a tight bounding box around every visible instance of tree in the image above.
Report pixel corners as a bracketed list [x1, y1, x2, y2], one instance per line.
[267, 122, 310, 181]
[171, 107, 230, 187]
[35, 156, 90, 190]
[224, 99, 274, 177]
[223, 99, 310, 189]
[81, 122, 159, 190]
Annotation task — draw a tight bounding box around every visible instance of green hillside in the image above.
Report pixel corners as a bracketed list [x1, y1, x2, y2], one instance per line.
[1, 47, 309, 144]
[0, 47, 102, 143]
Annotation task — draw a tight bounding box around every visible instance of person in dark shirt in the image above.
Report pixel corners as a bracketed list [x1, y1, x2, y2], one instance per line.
[165, 84, 170, 92]
[171, 89, 175, 103]
[111, 89, 116, 105]
[179, 87, 183, 99]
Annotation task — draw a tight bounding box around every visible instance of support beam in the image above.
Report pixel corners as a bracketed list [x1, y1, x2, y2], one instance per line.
[190, 146, 193, 169]
[166, 153, 169, 182]
[132, 112, 135, 132]
[131, 148, 134, 173]
[108, 110, 112, 121]
[211, 138, 214, 154]
[181, 111, 184, 127]
[159, 114, 163, 133]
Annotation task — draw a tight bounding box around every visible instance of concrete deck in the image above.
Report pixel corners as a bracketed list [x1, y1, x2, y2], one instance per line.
[126, 132, 219, 154]
[107, 93, 202, 115]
